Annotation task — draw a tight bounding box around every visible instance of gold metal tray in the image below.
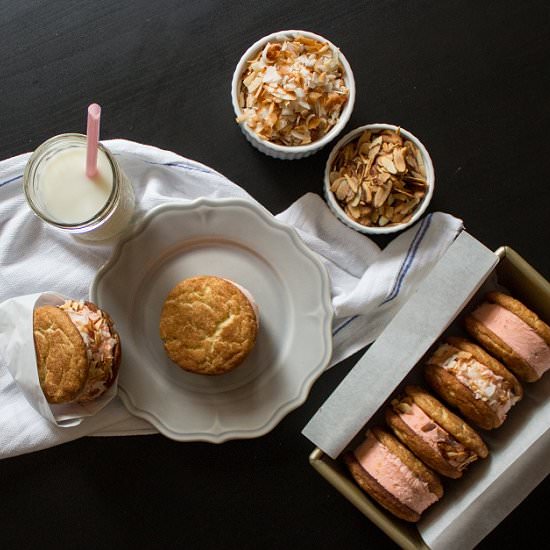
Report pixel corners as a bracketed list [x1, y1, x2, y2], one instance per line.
[309, 246, 550, 549]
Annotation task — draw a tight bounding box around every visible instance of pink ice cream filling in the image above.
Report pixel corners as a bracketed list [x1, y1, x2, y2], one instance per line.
[398, 403, 476, 470]
[224, 279, 260, 329]
[354, 432, 439, 515]
[472, 302, 550, 377]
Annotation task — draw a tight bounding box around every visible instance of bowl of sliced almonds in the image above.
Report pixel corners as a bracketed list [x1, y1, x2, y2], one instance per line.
[324, 124, 434, 234]
[232, 30, 355, 160]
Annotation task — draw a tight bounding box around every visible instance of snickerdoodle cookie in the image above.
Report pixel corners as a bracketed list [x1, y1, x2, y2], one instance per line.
[159, 275, 258, 375]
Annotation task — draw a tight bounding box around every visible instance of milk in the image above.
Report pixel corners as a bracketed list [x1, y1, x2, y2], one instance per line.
[39, 147, 113, 224]
[24, 134, 135, 241]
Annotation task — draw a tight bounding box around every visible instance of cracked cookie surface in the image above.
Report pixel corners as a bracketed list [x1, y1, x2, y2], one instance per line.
[33, 305, 89, 403]
[159, 275, 258, 375]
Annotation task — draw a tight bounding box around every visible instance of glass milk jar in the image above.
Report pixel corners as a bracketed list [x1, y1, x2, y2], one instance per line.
[24, 133, 135, 241]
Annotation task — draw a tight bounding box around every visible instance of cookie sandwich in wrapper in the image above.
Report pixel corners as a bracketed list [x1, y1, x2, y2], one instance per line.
[0, 292, 121, 427]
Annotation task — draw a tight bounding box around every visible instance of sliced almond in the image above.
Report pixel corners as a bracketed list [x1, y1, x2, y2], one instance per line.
[347, 204, 361, 219]
[350, 190, 362, 207]
[362, 181, 373, 204]
[334, 179, 350, 201]
[373, 181, 392, 208]
[346, 174, 359, 193]
[367, 143, 381, 161]
[393, 147, 407, 173]
[329, 128, 428, 228]
[378, 155, 397, 174]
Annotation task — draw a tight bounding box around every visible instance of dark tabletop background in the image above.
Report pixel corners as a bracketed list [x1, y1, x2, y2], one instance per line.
[1, 1, 549, 549]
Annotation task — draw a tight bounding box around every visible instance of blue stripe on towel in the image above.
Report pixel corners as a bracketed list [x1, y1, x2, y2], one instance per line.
[380, 213, 433, 305]
[0, 175, 22, 188]
[162, 161, 215, 175]
[332, 315, 358, 336]
[332, 214, 434, 336]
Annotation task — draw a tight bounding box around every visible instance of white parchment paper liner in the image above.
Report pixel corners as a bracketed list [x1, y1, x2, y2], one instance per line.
[0, 292, 118, 427]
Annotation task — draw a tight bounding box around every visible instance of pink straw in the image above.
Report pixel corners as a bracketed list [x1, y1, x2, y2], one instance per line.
[86, 103, 102, 177]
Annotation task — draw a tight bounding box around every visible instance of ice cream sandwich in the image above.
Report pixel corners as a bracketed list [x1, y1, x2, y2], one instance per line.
[385, 386, 488, 479]
[344, 427, 443, 522]
[465, 291, 550, 382]
[425, 337, 523, 430]
[159, 275, 258, 375]
[33, 300, 121, 404]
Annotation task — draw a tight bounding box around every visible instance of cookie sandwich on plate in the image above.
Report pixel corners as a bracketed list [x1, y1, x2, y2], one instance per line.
[159, 275, 259, 375]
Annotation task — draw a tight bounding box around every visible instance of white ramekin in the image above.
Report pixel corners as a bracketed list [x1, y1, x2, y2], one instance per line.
[231, 29, 356, 160]
[323, 124, 435, 235]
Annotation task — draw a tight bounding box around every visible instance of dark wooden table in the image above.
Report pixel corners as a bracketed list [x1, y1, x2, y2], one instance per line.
[1, 1, 548, 548]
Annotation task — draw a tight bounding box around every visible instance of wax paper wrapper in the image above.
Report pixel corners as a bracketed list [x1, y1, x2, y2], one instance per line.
[0, 292, 118, 427]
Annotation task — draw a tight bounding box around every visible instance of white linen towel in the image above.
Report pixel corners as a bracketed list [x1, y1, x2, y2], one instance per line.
[0, 140, 462, 458]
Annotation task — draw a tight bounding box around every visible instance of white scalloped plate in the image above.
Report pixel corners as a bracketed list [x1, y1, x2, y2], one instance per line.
[90, 198, 333, 442]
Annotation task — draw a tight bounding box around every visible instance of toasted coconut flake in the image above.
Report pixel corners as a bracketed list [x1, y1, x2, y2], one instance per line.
[237, 35, 349, 146]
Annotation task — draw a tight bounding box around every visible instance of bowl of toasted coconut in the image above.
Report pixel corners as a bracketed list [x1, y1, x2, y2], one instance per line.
[324, 124, 435, 234]
[232, 30, 355, 160]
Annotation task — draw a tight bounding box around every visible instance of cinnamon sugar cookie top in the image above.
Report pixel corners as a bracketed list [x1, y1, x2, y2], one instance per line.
[159, 275, 258, 375]
[33, 305, 89, 403]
